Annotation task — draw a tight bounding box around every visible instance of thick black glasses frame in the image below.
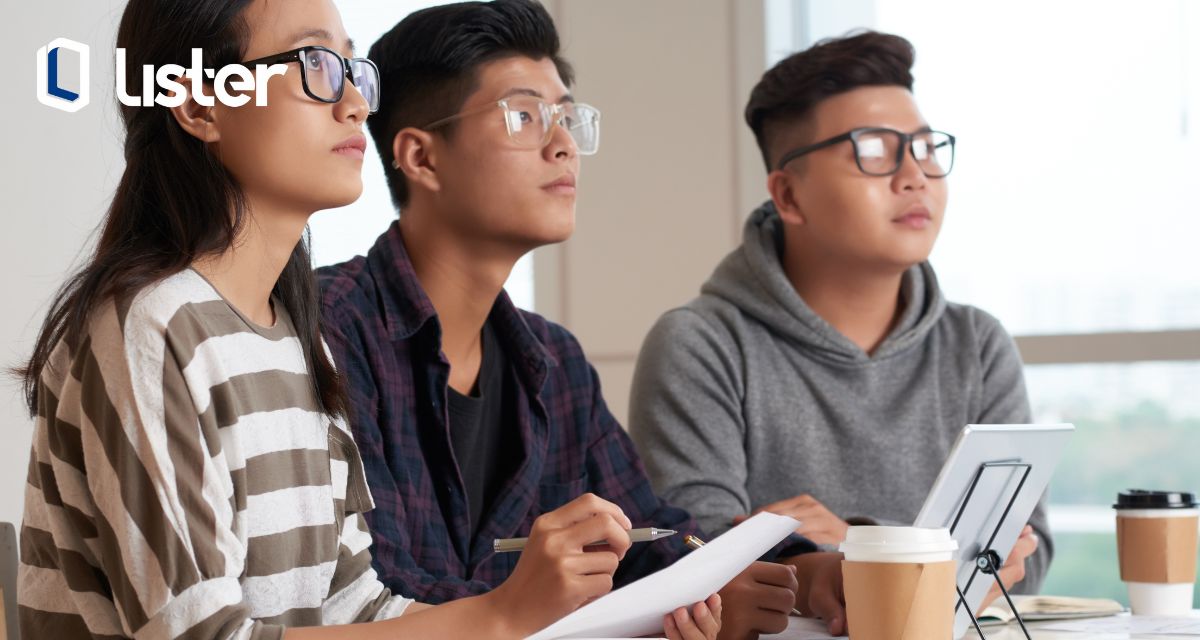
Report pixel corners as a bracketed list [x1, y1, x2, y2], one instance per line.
[775, 127, 956, 177]
[240, 46, 380, 113]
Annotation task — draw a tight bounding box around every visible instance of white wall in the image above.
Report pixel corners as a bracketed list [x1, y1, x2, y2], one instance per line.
[538, 0, 768, 425]
[4, 1, 126, 530]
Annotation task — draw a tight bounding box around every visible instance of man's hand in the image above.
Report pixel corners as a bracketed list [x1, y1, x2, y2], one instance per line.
[488, 493, 633, 637]
[733, 494, 850, 546]
[715, 561, 799, 639]
[976, 525, 1038, 613]
[784, 552, 846, 636]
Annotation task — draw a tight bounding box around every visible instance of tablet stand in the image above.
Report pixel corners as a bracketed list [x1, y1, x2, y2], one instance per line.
[950, 461, 1034, 640]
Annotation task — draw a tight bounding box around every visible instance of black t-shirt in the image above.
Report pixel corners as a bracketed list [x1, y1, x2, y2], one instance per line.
[446, 322, 516, 536]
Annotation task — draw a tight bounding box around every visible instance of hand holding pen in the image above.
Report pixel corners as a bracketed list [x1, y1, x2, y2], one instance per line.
[485, 493, 635, 636]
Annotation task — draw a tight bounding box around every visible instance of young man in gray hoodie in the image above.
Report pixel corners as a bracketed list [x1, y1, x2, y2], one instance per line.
[629, 31, 1051, 609]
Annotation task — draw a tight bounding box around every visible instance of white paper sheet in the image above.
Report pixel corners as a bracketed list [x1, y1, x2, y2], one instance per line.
[762, 616, 845, 640]
[1040, 613, 1200, 635]
[525, 512, 801, 640]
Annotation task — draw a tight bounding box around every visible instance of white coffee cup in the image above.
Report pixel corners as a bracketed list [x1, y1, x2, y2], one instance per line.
[1118, 508, 1199, 616]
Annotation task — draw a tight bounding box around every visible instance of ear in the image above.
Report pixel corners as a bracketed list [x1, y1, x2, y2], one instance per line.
[767, 169, 805, 226]
[167, 74, 220, 143]
[392, 127, 441, 195]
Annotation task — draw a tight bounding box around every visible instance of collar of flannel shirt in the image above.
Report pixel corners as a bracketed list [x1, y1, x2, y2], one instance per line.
[365, 220, 557, 395]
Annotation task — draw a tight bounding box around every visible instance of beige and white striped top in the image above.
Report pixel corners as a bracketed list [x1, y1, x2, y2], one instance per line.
[19, 269, 412, 639]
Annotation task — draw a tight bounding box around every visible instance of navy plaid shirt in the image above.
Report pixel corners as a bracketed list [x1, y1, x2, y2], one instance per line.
[317, 221, 815, 603]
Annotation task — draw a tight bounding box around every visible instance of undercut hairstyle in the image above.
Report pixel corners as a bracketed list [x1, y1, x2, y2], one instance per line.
[745, 30, 916, 170]
[367, 0, 574, 210]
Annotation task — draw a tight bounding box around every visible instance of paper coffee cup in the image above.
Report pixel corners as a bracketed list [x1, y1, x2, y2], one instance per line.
[840, 526, 959, 640]
[1114, 489, 1199, 616]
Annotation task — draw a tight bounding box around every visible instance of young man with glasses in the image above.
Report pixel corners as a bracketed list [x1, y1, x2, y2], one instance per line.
[317, 1, 851, 637]
[629, 31, 1052, 612]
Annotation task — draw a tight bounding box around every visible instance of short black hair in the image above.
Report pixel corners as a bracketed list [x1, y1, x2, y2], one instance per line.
[367, 0, 574, 210]
[745, 30, 915, 171]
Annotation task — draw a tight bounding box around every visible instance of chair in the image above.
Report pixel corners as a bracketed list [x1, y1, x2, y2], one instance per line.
[0, 522, 18, 640]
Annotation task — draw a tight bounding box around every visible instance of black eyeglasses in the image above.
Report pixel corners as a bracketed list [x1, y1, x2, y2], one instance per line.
[776, 127, 956, 178]
[240, 46, 380, 113]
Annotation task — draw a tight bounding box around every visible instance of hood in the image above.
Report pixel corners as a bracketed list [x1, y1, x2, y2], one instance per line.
[699, 201, 947, 365]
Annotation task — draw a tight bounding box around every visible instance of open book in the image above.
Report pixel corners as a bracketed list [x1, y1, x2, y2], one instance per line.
[978, 595, 1125, 626]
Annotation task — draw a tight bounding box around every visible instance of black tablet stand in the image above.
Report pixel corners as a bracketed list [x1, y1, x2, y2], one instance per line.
[950, 461, 1034, 640]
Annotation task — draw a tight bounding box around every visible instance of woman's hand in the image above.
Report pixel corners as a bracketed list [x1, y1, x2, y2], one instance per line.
[664, 594, 722, 640]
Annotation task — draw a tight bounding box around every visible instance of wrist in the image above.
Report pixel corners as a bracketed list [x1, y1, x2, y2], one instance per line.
[476, 586, 535, 640]
[783, 551, 843, 616]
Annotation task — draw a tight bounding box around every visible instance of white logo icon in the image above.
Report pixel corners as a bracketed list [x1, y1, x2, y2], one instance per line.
[37, 37, 90, 113]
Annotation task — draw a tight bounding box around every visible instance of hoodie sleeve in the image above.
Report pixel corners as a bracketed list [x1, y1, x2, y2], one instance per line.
[629, 308, 758, 538]
[974, 309, 1054, 595]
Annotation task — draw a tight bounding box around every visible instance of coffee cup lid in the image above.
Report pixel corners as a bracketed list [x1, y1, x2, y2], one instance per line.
[839, 526, 958, 556]
[1114, 489, 1198, 510]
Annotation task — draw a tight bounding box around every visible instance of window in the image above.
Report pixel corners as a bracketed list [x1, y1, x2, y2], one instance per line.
[772, 0, 1200, 605]
[1030, 363, 1200, 601]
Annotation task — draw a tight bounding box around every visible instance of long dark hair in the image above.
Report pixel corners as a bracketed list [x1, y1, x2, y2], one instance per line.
[17, 0, 346, 419]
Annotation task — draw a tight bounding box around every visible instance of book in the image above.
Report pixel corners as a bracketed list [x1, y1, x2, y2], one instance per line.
[977, 595, 1126, 626]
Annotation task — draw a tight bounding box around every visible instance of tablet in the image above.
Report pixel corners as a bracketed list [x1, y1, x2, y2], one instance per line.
[913, 423, 1075, 638]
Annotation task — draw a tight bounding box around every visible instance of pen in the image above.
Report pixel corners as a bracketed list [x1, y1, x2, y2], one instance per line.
[494, 527, 677, 553]
[684, 534, 804, 617]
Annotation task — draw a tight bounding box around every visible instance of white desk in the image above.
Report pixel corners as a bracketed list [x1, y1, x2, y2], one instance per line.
[770, 611, 1200, 639]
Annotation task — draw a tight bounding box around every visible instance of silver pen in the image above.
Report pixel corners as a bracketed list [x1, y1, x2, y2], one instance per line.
[494, 527, 677, 553]
[684, 534, 804, 617]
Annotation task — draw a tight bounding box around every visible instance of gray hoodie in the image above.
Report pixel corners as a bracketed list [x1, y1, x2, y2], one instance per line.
[629, 202, 1052, 593]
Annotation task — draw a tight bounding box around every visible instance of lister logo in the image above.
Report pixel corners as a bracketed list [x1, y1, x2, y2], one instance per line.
[36, 40, 289, 112]
[116, 48, 288, 108]
[37, 38, 90, 112]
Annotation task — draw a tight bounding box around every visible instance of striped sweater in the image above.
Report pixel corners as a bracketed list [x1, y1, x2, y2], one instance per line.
[19, 269, 412, 639]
